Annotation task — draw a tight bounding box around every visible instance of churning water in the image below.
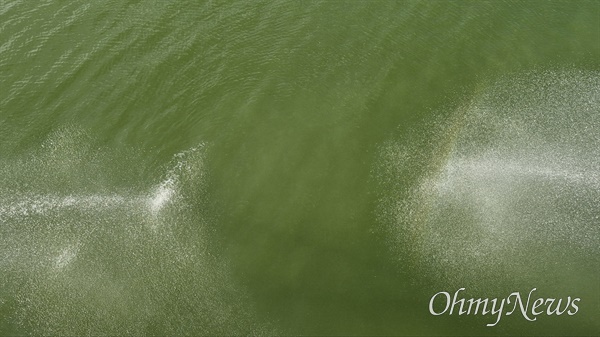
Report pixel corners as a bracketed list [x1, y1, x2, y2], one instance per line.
[377, 70, 599, 306]
[0, 130, 273, 335]
[1, 1, 599, 335]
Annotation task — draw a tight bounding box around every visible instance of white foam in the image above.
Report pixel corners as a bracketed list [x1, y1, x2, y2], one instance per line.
[149, 178, 176, 214]
[0, 194, 141, 222]
[377, 70, 600, 289]
[146, 145, 206, 218]
[0, 146, 206, 228]
[0, 138, 274, 335]
[54, 244, 79, 270]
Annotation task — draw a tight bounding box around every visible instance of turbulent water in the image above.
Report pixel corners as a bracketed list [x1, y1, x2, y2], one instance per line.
[377, 70, 600, 293]
[1, 1, 599, 336]
[0, 131, 273, 335]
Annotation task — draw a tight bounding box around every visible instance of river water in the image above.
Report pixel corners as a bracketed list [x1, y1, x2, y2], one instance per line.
[1, 1, 598, 335]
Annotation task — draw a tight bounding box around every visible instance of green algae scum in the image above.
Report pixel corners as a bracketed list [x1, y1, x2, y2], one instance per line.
[0, 1, 599, 336]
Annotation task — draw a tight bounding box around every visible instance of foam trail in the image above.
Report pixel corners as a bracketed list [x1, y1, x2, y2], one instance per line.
[438, 157, 600, 190]
[0, 146, 205, 224]
[0, 180, 179, 228]
[0, 194, 144, 221]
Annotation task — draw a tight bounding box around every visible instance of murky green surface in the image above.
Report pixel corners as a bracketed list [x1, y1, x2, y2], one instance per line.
[1, 1, 598, 335]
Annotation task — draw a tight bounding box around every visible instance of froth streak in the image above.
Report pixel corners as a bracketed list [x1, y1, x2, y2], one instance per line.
[0, 194, 138, 220]
[148, 178, 176, 215]
[0, 189, 178, 225]
[440, 157, 598, 188]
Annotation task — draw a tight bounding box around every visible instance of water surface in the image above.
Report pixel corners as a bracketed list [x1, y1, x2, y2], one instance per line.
[1, 1, 598, 335]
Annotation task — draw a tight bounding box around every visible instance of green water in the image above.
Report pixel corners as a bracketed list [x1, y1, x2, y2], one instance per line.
[1, 1, 599, 335]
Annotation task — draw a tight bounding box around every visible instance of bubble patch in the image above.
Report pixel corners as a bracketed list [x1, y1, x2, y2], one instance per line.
[0, 132, 275, 335]
[376, 70, 600, 291]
